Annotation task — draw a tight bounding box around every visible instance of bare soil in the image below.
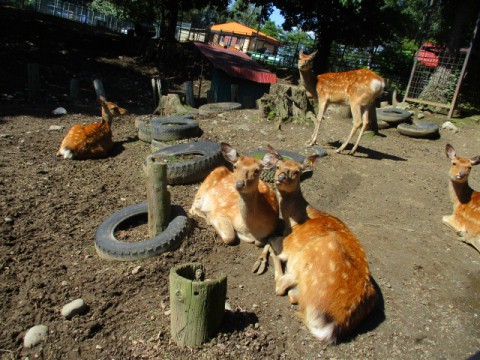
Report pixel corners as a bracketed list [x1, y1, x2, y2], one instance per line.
[1, 5, 480, 360]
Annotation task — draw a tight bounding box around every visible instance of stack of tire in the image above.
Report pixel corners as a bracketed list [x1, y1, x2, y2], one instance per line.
[376, 107, 439, 139]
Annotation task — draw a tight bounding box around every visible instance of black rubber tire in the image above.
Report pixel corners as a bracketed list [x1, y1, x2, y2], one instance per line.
[246, 149, 307, 183]
[149, 141, 225, 185]
[95, 202, 189, 261]
[150, 116, 200, 141]
[137, 123, 152, 142]
[198, 102, 242, 115]
[397, 122, 440, 139]
[376, 108, 411, 124]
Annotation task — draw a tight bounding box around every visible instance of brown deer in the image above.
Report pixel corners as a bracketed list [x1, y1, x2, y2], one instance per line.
[298, 50, 385, 155]
[257, 145, 377, 343]
[443, 144, 480, 253]
[56, 97, 127, 159]
[189, 142, 279, 246]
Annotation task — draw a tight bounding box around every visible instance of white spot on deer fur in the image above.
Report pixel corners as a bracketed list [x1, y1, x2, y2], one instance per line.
[341, 272, 349, 280]
[328, 241, 335, 250]
[329, 260, 337, 272]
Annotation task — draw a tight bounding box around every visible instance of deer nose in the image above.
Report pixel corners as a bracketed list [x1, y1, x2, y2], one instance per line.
[458, 172, 466, 179]
[235, 181, 245, 190]
[277, 172, 286, 183]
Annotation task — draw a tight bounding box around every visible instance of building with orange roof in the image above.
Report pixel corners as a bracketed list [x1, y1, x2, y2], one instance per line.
[209, 21, 282, 55]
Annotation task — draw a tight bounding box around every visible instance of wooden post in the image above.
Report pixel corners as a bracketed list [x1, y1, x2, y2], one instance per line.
[170, 263, 227, 347]
[70, 78, 79, 100]
[230, 84, 239, 102]
[27, 63, 40, 102]
[145, 154, 171, 237]
[185, 81, 195, 107]
[93, 78, 106, 98]
[367, 104, 379, 134]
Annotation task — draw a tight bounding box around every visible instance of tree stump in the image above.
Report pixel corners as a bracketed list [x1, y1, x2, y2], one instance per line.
[154, 94, 190, 116]
[170, 263, 227, 347]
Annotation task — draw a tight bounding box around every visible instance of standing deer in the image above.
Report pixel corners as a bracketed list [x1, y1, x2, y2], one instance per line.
[56, 97, 127, 159]
[257, 145, 377, 343]
[189, 142, 279, 246]
[443, 144, 480, 253]
[298, 50, 385, 155]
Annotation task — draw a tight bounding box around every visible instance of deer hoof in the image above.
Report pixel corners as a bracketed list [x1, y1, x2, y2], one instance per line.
[252, 258, 267, 275]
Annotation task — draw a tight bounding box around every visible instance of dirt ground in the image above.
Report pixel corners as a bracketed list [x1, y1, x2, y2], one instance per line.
[1, 5, 480, 360]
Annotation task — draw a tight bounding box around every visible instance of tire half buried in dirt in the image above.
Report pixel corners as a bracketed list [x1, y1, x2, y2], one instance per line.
[150, 141, 224, 185]
[376, 108, 411, 125]
[397, 122, 440, 139]
[95, 202, 189, 261]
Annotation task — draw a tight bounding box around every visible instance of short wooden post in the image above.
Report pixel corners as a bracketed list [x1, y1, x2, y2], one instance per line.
[185, 81, 195, 107]
[145, 154, 171, 237]
[93, 78, 106, 98]
[170, 263, 227, 347]
[27, 63, 40, 101]
[70, 78, 79, 100]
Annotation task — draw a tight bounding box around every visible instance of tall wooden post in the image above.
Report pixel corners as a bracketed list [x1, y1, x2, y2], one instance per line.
[145, 154, 171, 237]
[185, 81, 195, 107]
[93, 78, 106, 98]
[170, 263, 227, 347]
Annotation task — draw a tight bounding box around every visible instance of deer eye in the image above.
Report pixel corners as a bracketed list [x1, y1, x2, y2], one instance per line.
[233, 165, 237, 170]
[254, 169, 260, 176]
[452, 162, 456, 166]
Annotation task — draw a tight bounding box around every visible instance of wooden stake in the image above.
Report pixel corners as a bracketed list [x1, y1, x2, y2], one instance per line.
[145, 154, 171, 237]
[170, 263, 227, 347]
[93, 78, 106, 98]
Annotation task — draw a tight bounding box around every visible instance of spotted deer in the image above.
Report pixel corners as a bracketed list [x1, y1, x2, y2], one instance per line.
[189, 142, 279, 246]
[257, 145, 377, 343]
[443, 144, 480, 253]
[56, 97, 127, 159]
[298, 49, 385, 154]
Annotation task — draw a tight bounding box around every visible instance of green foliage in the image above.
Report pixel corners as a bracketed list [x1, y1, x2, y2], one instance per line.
[228, 0, 262, 28]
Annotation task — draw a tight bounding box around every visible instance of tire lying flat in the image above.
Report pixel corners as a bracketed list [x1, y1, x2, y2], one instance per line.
[150, 116, 200, 141]
[95, 202, 189, 261]
[397, 122, 440, 139]
[149, 141, 225, 185]
[198, 102, 242, 115]
[376, 108, 411, 125]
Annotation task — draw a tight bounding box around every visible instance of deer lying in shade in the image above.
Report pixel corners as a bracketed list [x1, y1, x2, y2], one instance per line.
[443, 144, 480, 253]
[189, 142, 279, 247]
[298, 50, 385, 154]
[56, 97, 127, 159]
[256, 145, 377, 343]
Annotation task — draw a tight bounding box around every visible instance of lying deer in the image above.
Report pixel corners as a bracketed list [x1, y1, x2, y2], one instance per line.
[189, 142, 279, 246]
[56, 97, 127, 159]
[443, 144, 480, 253]
[257, 145, 377, 343]
[298, 49, 385, 155]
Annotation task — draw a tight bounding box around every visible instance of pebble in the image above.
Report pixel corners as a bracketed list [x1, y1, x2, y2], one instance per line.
[61, 298, 88, 319]
[52, 107, 67, 115]
[131, 266, 142, 275]
[442, 121, 459, 133]
[24, 324, 48, 348]
[49, 125, 64, 131]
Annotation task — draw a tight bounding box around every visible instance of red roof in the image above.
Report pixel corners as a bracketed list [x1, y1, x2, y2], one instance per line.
[194, 42, 277, 84]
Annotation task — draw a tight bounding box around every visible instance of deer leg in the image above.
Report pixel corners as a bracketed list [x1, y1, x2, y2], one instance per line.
[252, 244, 270, 274]
[349, 106, 370, 155]
[270, 251, 296, 296]
[336, 105, 362, 153]
[307, 101, 327, 146]
[210, 216, 236, 245]
[287, 288, 299, 305]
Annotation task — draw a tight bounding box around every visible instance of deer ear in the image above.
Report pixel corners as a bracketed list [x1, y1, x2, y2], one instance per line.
[471, 156, 480, 166]
[261, 152, 280, 169]
[309, 50, 318, 58]
[302, 155, 320, 172]
[445, 144, 456, 160]
[221, 142, 239, 164]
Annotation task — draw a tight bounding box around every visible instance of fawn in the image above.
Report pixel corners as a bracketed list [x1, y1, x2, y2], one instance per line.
[189, 142, 279, 246]
[56, 97, 127, 159]
[298, 49, 385, 155]
[443, 144, 480, 253]
[257, 145, 377, 343]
